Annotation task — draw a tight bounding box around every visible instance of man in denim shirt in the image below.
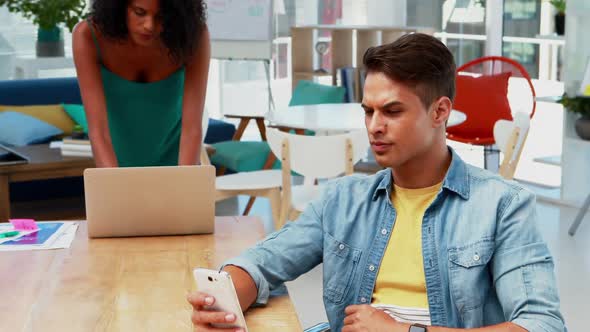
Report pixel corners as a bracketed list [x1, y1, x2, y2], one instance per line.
[188, 34, 565, 332]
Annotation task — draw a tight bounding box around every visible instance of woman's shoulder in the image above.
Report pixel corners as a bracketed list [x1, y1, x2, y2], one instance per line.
[72, 19, 106, 65]
[73, 19, 113, 56]
[73, 19, 91, 37]
[73, 19, 108, 46]
[72, 20, 95, 48]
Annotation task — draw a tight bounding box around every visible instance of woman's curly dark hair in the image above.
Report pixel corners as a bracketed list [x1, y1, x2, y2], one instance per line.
[90, 0, 207, 64]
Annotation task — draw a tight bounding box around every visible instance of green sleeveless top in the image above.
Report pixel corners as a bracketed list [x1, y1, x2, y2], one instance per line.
[88, 22, 184, 167]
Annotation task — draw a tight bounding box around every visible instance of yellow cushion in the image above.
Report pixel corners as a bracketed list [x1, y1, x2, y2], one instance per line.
[0, 104, 76, 136]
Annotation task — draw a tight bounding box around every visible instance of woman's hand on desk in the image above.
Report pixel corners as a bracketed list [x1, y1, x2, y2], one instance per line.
[187, 292, 244, 332]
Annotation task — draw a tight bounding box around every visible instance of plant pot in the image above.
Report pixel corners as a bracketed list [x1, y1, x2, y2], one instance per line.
[575, 116, 590, 140]
[555, 13, 565, 36]
[36, 27, 64, 57]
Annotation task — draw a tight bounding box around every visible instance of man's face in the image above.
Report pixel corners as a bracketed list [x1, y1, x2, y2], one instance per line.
[362, 72, 443, 169]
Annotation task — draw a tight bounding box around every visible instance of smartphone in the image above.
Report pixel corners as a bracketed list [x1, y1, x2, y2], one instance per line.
[193, 268, 248, 331]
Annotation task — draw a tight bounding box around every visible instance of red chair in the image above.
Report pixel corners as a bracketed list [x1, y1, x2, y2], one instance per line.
[447, 56, 536, 169]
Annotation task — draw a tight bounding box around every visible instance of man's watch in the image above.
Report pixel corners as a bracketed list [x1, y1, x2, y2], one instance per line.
[408, 323, 428, 332]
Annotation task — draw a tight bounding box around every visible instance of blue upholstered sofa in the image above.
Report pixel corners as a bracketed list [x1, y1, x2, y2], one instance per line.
[0, 77, 235, 201]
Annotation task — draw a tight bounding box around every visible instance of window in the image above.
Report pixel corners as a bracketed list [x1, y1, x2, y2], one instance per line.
[0, 6, 76, 80]
[503, 0, 542, 78]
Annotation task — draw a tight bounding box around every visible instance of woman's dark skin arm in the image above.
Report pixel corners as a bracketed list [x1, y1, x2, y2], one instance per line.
[178, 26, 210, 165]
[72, 21, 119, 168]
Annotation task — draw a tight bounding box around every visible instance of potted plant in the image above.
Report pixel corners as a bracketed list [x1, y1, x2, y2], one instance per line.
[0, 0, 86, 57]
[549, 0, 566, 35]
[560, 94, 590, 140]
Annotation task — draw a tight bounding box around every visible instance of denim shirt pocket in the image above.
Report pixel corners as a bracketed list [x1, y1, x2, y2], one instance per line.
[448, 239, 494, 313]
[323, 233, 362, 304]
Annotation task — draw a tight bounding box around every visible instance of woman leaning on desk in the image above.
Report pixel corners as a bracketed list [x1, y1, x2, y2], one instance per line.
[73, 0, 210, 167]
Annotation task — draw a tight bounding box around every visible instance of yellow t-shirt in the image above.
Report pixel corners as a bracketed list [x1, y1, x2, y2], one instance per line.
[371, 181, 442, 325]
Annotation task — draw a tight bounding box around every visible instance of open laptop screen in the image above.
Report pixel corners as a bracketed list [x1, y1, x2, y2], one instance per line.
[0, 145, 28, 166]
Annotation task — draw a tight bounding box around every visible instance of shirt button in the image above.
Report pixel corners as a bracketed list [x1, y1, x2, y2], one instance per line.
[473, 254, 480, 261]
[361, 297, 367, 303]
[339, 244, 345, 250]
[369, 265, 375, 272]
[381, 229, 387, 235]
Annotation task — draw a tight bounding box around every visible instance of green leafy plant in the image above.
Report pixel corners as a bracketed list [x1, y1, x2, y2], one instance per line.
[560, 94, 590, 117]
[0, 0, 86, 32]
[549, 0, 566, 15]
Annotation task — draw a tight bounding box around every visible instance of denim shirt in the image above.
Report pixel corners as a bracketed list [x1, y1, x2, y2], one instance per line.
[224, 148, 565, 332]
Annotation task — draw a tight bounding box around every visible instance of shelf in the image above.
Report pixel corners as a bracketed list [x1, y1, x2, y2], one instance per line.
[535, 96, 562, 103]
[533, 155, 562, 166]
[534, 34, 565, 41]
[293, 72, 333, 84]
[293, 24, 434, 32]
[290, 25, 434, 96]
[293, 71, 332, 77]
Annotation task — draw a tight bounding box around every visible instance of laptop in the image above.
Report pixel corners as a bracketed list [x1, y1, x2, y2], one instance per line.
[84, 165, 215, 238]
[0, 144, 29, 166]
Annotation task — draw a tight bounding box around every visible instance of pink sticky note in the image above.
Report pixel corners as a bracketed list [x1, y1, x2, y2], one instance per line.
[9, 219, 39, 231]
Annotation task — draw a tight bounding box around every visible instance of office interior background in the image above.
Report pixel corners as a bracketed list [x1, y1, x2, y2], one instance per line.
[1, 0, 589, 330]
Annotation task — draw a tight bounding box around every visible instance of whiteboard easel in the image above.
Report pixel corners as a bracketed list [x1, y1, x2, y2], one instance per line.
[206, 0, 275, 117]
[207, 0, 273, 61]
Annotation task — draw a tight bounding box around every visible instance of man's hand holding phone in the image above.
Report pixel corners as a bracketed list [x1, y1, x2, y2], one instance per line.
[189, 268, 251, 332]
[187, 292, 245, 332]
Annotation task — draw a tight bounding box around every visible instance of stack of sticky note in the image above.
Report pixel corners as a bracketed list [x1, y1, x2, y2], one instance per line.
[9, 219, 39, 232]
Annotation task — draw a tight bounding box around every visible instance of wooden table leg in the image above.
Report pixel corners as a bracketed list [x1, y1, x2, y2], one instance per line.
[230, 116, 270, 213]
[0, 175, 10, 222]
[232, 118, 251, 141]
[255, 118, 267, 141]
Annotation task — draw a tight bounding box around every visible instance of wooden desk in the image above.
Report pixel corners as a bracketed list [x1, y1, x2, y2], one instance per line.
[0, 217, 302, 331]
[0, 144, 95, 222]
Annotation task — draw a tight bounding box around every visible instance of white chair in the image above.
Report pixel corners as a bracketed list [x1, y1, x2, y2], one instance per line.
[493, 112, 530, 180]
[266, 128, 369, 226]
[200, 133, 283, 230]
[213, 169, 283, 225]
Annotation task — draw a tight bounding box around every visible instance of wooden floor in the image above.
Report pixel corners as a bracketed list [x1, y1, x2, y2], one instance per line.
[9, 196, 86, 221]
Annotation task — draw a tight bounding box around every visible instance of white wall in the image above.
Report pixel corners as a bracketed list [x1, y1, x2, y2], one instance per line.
[366, 0, 406, 26]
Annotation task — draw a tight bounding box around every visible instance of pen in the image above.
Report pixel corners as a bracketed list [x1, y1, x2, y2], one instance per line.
[0, 231, 20, 238]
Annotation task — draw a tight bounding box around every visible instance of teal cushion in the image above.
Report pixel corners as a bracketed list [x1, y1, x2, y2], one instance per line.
[62, 104, 89, 133]
[0, 111, 63, 146]
[289, 80, 346, 106]
[211, 141, 280, 172]
[290, 80, 346, 135]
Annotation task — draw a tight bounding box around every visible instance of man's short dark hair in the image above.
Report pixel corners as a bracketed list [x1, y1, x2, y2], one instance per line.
[362, 33, 456, 108]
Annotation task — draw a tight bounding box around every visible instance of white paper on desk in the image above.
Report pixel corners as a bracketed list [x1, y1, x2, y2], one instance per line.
[0, 222, 78, 251]
[0, 225, 39, 244]
[51, 223, 78, 249]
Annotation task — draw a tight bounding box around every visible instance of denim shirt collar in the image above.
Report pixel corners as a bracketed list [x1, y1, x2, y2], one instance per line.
[372, 147, 470, 201]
